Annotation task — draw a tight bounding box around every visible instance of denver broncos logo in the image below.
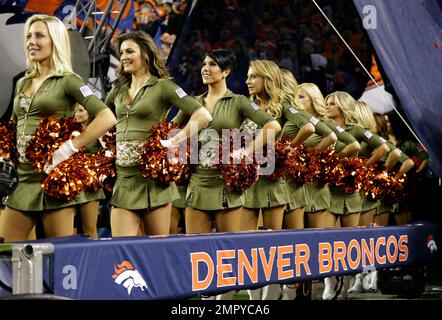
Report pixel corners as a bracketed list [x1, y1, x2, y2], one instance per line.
[112, 261, 148, 295]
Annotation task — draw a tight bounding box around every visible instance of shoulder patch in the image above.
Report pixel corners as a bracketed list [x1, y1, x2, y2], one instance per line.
[80, 85, 93, 97]
[364, 130, 373, 139]
[336, 125, 344, 133]
[309, 116, 319, 125]
[289, 107, 299, 114]
[250, 102, 260, 110]
[175, 87, 187, 98]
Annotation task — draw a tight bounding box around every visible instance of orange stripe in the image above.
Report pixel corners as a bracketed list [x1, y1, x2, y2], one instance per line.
[24, 0, 64, 14]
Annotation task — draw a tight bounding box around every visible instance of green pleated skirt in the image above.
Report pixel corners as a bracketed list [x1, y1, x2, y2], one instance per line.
[328, 186, 362, 215]
[83, 188, 106, 203]
[376, 202, 398, 215]
[244, 177, 290, 209]
[360, 191, 380, 212]
[172, 184, 187, 209]
[110, 165, 179, 210]
[285, 180, 306, 211]
[304, 181, 331, 213]
[185, 166, 244, 211]
[6, 162, 92, 212]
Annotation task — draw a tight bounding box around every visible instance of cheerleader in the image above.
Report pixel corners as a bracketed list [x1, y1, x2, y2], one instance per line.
[242, 61, 315, 300]
[280, 80, 360, 300]
[322, 91, 390, 299]
[0, 15, 117, 242]
[173, 50, 280, 300]
[105, 31, 212, 237]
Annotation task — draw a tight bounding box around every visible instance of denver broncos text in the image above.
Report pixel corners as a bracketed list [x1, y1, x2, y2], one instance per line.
[190, 235, 409, 291]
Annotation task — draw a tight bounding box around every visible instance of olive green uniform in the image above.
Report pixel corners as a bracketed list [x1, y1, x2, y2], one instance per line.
[280, 106, 332, 211]
[174, 90, 274, 211]
[374, 141, 407, 215]
[303, 119, 358, 213]
[357, 134, 389, 213]
[328, 124, 386, 215]
[399, 140, 428, 163]
[172, 186, 187, 208]
[390, 140, 427, 214]
[6, 73, 108, 212]
[82, 139, 106, 203]
[242, 101, 311, 209]
[167, 111, 187, 209]
[105, 77, 202, 210]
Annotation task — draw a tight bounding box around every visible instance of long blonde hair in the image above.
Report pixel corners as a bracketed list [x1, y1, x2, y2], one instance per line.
[23, 14, 73, 78]
[249, 59, 284, 118]
[325, 91, 358, 126]
[298, 83, 327, 117]
[354, 100, 376, 131]
[280, 68, 303, 109]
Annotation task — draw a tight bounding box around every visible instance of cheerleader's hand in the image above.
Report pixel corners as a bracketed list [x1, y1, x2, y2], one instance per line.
[44, 139, 79, 174]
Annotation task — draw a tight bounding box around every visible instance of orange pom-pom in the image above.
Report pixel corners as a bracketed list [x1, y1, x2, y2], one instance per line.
[41, 151, 95, 200]
[0, 120, 18, 164]
[218, 129, 259, 193]
[330, 156, 367, 194]
[139, 120, 189, 186]
[87, 131, 116, 192]
[26, 117, 82, 173]
[285, 144, 318, 185]
[265, 136, 292, 181]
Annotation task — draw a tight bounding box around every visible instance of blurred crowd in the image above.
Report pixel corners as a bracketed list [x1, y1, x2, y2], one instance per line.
[167, 0, 371, 98]
[134, 0, 187, 58]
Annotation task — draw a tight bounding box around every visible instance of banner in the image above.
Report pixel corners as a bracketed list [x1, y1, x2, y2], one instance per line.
[22, 222, 439, 300]
[353, 0, 442, 175]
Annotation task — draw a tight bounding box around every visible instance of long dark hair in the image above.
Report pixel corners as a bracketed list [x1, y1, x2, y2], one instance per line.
[206, 49, 237, 78]
[114, 31, 170, 92]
